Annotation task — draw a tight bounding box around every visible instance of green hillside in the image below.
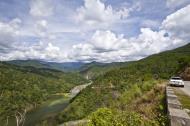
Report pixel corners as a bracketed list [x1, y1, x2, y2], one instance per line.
[8, 60, 129, 77]
[7, 60, 85, 72]
[0, 62, 88, 124]
[7, 60, 51, 68]
[80, 61, 130, 79]
[54, 43, 190, 125]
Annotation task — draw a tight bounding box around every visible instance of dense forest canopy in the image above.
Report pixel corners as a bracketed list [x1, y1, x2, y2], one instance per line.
[0, 62, 88, 125]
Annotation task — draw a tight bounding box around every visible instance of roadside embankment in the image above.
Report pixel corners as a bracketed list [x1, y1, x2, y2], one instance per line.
[166, 86, 190, 126]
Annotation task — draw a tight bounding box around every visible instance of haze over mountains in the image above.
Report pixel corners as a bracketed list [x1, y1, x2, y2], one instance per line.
[7, 60, 86, 72]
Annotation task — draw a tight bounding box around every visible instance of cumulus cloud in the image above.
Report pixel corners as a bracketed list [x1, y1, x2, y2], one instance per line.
[70, 2, 190, 63]
[75, 0, 130, 30]
[162, 4, 190, 40]
[30, 0, 54, 17]
[0, 1, 190, 63]
[0, 18, 67, 62]
[0, 18, 21, 51]
[68, 28, 185, 63]
[0, 42, 69, 62]
[89, 30, 126, 51]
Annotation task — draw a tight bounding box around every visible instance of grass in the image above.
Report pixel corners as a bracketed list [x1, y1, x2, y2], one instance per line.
[174, 88, 190, 112]
[85, 82, 169, 126]
[127, 83, 169, 125]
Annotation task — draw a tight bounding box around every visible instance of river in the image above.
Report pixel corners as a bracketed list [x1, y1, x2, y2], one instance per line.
[8, 82, 92, 126]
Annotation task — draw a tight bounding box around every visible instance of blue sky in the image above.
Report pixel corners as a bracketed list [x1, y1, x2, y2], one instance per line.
[0, 0, 190, 62]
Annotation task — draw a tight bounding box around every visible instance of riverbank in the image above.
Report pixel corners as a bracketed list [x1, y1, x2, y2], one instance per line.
[24, 82, 92, 126]
[5, 81, 92, 126]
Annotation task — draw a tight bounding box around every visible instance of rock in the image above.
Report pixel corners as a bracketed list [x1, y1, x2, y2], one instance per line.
[180, 67, 190, 81]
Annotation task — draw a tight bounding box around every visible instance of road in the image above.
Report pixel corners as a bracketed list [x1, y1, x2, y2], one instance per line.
[69, 81, 92, 98]
[180, 81, 190, 96]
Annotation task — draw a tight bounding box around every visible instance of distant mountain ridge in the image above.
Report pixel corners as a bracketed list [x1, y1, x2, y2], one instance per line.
[6, 60, 129, 75]
[6, 60, 86, 72]
[7, 43, 190, 76]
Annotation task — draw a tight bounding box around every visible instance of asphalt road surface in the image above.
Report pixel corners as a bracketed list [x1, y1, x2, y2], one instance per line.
[180, 81, 190, 96]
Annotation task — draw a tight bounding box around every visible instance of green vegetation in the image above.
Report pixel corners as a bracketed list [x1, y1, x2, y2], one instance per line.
[86, 83, 169, 126]
[80, 61, 130, 79]
[7, 60, 86, 72]
[7, 60, 51, 69]
[54, 44, 190, 125]
[87, 108, 145, 126]
[175, 89, 190, 112]
[1, 43, 190, 126]
[0, 62, 87, 125]
[178, 95, 190, 110]
[88, 108, 159, 126]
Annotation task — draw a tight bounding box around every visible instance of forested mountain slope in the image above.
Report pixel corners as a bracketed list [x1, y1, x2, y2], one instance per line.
[7, 60, 85, 72]
[0, 62, 87, 124]
[79, 61, 131, 79]
[55, 43, 190, 125]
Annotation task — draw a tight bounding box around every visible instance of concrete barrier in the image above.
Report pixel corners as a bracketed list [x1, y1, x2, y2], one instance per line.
[167, 93, 178, 99]
[169, 108, 190, 126]
[166, 86, 190, 126]
[166, 90, 174, 94]
[167, 98, 182, 109]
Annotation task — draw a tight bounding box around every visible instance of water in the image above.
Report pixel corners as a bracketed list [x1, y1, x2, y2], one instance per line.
[8, 82, 92, 126]
[7, 96, 70, 126]
[24, 97, 70, 126]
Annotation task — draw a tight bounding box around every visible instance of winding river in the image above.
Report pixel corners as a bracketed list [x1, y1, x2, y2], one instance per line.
[8, 82, 92, 126]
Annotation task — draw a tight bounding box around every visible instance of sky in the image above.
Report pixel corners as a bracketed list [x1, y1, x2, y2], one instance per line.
[0, 0, 190, 63]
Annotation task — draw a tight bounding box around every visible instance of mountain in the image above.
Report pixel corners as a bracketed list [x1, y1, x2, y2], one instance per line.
[7, 59, 50, 68]
[7, 60, 86, 72]
[0, 62, 88, 124]
[47, 62, 85, 72]
[53, 43, 190, 125]
[79, 61, 131, 79]
[7, 60, 129, 75]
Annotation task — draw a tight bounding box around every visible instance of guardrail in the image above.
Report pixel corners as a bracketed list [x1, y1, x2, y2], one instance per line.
[166, 86, 190, 126]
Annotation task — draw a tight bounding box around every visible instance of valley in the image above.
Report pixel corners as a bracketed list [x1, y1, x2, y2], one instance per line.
[0, 43, 190, 126]
[7, 82, 91, 126]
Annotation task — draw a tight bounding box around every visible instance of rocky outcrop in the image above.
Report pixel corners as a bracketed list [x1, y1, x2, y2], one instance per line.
[180, 67, 190, 81]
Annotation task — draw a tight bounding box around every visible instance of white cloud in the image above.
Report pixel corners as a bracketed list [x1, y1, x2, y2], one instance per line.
[166, 0, 190, 8]
[34, 20, 48, 37]
[75, 0, 130, 30]
[0, 18, 21, 50]
[90, 30, 126, 51]
[1, 1, 190, 63]
[0, 18, 68, 62]
[162, 4, 190, 40]
[0, 42, 69, 62]
[141, 19, 160, 29]
[68, 28, 185, 63]
[30, 0, 54, 17]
